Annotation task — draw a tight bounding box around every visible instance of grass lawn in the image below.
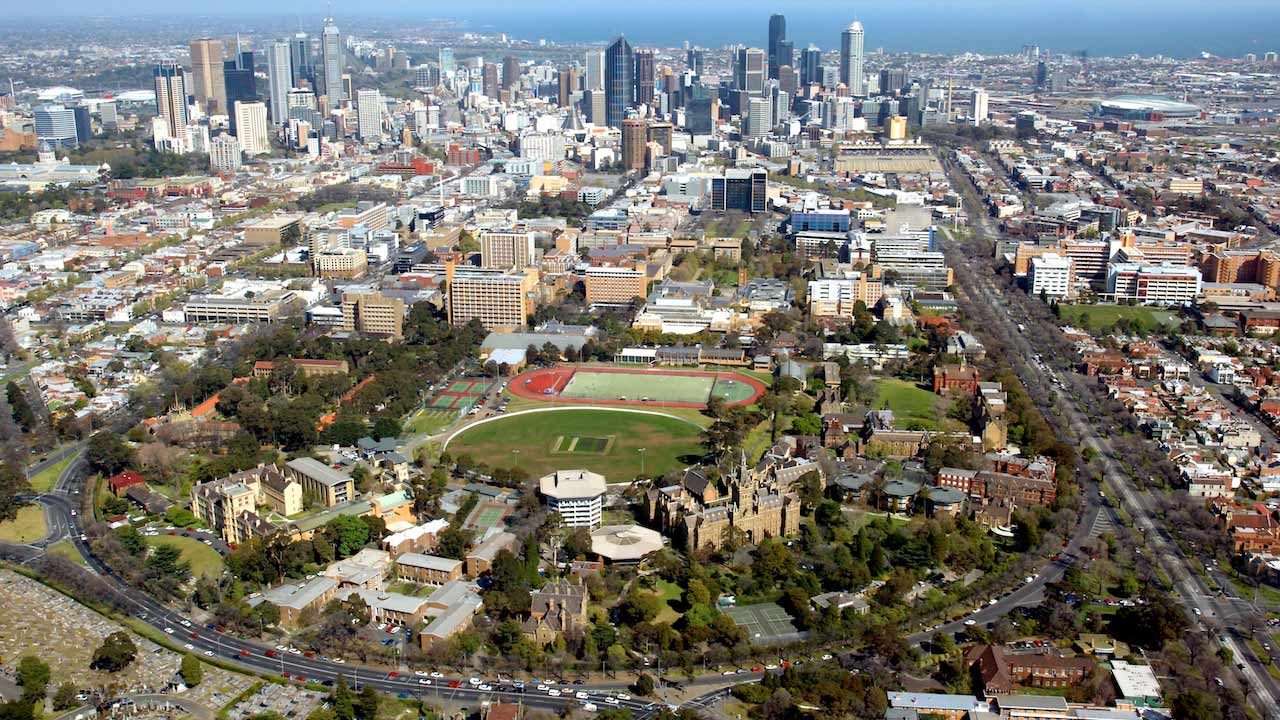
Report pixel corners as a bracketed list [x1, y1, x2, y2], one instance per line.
[47, 538, 86, 565]
[405, 408, 456, 436]
[652, 579, 683, 624]
[1056, 304, 1176, 332]
[0, 505, 47, 543]
[874, 378, 940, 430]
[28, 455, 73, 493]
[146, 535, 224, 579]
[447, 409, 705, 479]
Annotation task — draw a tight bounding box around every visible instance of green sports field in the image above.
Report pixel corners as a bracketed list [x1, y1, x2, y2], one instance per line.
[561, 371, 714, 403]
[447, 409, 704, 479]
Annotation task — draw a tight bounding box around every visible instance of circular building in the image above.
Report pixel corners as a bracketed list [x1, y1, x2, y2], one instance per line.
[590, 524, 664, 563]
[1097, 95, 1201, 121]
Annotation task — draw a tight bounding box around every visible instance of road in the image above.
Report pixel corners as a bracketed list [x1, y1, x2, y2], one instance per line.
[939, 149, 1280, 717]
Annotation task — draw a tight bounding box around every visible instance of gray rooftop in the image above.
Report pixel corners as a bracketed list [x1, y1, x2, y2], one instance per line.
[286, 457, 353, 488]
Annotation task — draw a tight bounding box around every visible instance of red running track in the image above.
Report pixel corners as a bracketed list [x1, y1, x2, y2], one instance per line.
[509, 365, 767, 409]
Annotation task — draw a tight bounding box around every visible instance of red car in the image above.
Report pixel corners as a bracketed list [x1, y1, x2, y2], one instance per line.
[780, 661, 791, 669]
[239, 649, 250, 656]
[447, 681, 462, 689]
[304, 651, 315, 658]
[751, 666, 763, 672]
[188, 632, 198, 639]
[265, 650, 277, 657]
[388, 671, 399, 678]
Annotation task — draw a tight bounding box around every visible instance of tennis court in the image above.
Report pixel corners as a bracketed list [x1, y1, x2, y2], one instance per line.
[464, 502, 511, 532]
[561, 371, 714, 403]
[429, 378, 492, 412]
[722, 603, 805, 645]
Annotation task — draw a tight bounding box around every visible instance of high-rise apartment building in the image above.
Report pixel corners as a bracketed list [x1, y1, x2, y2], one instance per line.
[153, 61, 189, 150]
[479, 230, 536, 269]
[266, 41, 292, 126]
[647, 121, 673, 154]
[447, 268, 537, 330]
[840, 20, 865, 95]
[224, 46, 256, 133]
[439, 48, 456, 76]
[767, 13, 787, 80]
[356, 89, 383, 141]
[234, 101, 269, 155]
[604, 36, 634, 128]
[971, 88, 989, 125]
[735, 48, 766, 95]
[583, 49, 604, 91]
[585, 90, 607, 126]
[622, 118, 647, 171]
[558, 66, 578, 107]
[879, 67, 908, 95]
[585, 266, 647, 305]
[321, 18, 344, 103]
[209, 133, 242, 173]
[189, 38, 227, 115]
[501, 55, 520, 90]
[633, 49, 656, 106]
[744, 96, 771, 138]
[686, 48, 705, 76]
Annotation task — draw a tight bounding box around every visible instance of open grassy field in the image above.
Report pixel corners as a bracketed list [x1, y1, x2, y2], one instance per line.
[447, 409, 704, 479]
[405, 408, 455, 436]
[874, 378, 940, 430]
[1056, 304, 1176, 332]
[47, 538, 86, 565]
[29, 455, 72, 493]
[0, 505, 47, 543]
[562, 371, 714, 403]
[146, 535, 224, 579]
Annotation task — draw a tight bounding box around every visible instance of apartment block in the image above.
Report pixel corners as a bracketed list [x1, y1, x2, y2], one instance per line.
[584, 266, 647, 304]
[447, 268, 537, 330]
[341, 291, 405, 339]
[479, 230, 536, 269]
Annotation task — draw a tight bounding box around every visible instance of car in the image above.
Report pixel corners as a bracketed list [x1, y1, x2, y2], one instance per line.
[616, 694, 631, 701]
[447, 681, 461, 689]
[430, 672, 443, 678]
[576, 692, 590, 699]
[765, 664, 778, 670]
[265, 650, 277, 658]
[722, 670, 736, 676]
[276, 644, 287, 650]
[1193, 608, 1202, 616]
[605, 698, 620, 705]
[184, 644, 194, 650]
[735, 669, 747, 674]
[420, 679, 431, 686]
[581, 703, 598, 713]
[536, 685, 549, 692]
[288, 647, 301, 655]
[189, 632, 198, 639]
[415, 671, 429, 677]
[479, 684, 493, 691]
[821, 654, 832, 661]
[573, 679, 586, 685]
[964, 620, 977, 626]
[332, 658, 345, 664]
[469, 677, 481, 686]
[203, 650, 213, 657]
[388, 672, 399, 678]
[164, 627, 174, 634]
[180, 620, 192, 627]
[240, 649, 250, 656]
[751, 666, 762, 672]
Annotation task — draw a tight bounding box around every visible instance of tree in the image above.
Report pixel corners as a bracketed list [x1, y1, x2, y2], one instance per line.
[180, 654, 204, 686]
[15, 656, 49, 704]
[631, 673, 655, 696]
[1170, 689, 1220, 720]
[51, 683, 78, 711]
[6, 382, 35, 432]
[86, 431, 135, 476]
[355, 685, 379, 720]
[90, 631, 137, 671]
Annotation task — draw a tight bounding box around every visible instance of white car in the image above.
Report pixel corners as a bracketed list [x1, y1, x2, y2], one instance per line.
[429, 672, 443, 678]
[415, 671, 429, 677]
[288, 648, 302, 655]
[479, 684, 493, 691]
[203, 650, 213, 656]
[964, 619, 977, 626]
[616, 694, 631, 701]
[164, 628, 174, 634]
[765, 664, 778, 670]
[180, 620, 192, 627]
[581, 703, 598, 713]
[821, 654, 832, 661]
[722, 670, 736, 676]
[276, 644, 287, 650]
[576, 692, 589, 699]
[419, 679, 431, 686]
[469, 677, 481, 686]
[332, 658, 346, 664]
[605, 697, 620, 705]
[184, 644, 194, 650]
[536, 685, 548, 692]
[547, 689, 561, 697]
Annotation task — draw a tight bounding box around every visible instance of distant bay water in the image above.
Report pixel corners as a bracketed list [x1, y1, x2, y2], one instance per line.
[440, 0, 1280, 58]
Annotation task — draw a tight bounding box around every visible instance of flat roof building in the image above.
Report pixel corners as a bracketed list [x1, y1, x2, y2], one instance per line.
[539, 469, 607, 528]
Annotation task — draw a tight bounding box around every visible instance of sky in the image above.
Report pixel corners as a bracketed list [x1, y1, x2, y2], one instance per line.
[12, 0, 1280, 57]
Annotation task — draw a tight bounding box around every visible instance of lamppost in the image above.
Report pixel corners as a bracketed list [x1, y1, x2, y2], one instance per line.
[637, 447, 647, 477]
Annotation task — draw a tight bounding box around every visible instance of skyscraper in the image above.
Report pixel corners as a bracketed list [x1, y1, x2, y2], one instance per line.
[604, 36, 634, 128]
[686, 48, 705, 76]
[735, 48, 765, 96]
[189, 39, 227, 115]
[621, 118, 646, 171]
[439, 48, 456, 76]
[224, 45, 256, 133]
[585, 49, 605, 91]
[879, 67, 908, 95]
[767, 14, 786, 80]
[266, 41, 292, 126]
[971, 88, 989, 125]
[633, 49, 655, 106]
[290, 33, 312, 88]
[153, 61, 189, 148]
[502, 55, 520, 90]
[234, 101, 269, 155]
[840, 20, 865, 95]
[558, 66, 578, 107]
[744, 96, 770, 138]
[482, 63, 499, 99]
[321, 18, 344, 103]
[356, 89, 382, 141]
[34, 106, 78, 149]
[777, 40, 794, 76]
[799, 46, 822, 86]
